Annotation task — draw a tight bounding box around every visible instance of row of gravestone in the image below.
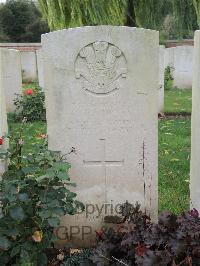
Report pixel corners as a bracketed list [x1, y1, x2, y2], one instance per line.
[0, 44, 193, 115]
[0, 48, 44, 113]
[0, 44, 44, 84]
[0, 26, 198, 247]
[0, 46, 165, 113]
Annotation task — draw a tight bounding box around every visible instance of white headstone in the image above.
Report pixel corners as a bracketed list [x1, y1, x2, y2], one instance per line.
[159, 45, 165, 113]
[164, 47, 175, 69]
[0, 51, 8, 176]
[20, 51, 37, 82]
[42, 26, 159, 246]
[36, 49, 44, 89]
[173, 46, 193, 89]
[164, 46, 193, 89]
[0, 49, 22, 112]
[190, 31, 200, 211]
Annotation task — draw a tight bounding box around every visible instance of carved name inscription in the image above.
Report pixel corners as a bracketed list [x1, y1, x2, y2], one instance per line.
[75, 41, 127, 95]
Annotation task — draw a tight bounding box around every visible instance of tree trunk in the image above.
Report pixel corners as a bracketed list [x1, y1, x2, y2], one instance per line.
[125, 0, 136, 27]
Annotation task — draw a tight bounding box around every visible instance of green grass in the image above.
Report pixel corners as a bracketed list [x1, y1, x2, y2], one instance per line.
[164, 89, 192, 114]
[8, 121, 46, 154]
[8, 117, 191, 214]
[22, 82, 38, 91]
[159, 118, 190, 213]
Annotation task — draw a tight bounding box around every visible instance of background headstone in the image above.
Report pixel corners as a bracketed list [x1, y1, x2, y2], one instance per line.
[36, 49, 44, 89]
[42, 26, 159, 246]
[190, 30, 200, 211]
[21, 51, 37, 82]
[164, 47, 175, 69]
[0, 48, 22, 112]
[164, 46, 193, 89]
[0, 51, 8, 176]
[173, 46, 193, 89]
[159, 45, 165, 113]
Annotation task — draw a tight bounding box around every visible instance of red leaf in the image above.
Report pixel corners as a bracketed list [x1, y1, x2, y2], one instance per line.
[135, 243, 148, 257]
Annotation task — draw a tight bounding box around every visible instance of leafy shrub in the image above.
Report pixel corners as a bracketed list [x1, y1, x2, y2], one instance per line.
[62, 249, 92, 266]
[65, 202, 200, 265]
[14, 85, 46, 122]
[0, 122, 83, 265]
[91, 202, 200, 265]
[164, 66, 174, 91]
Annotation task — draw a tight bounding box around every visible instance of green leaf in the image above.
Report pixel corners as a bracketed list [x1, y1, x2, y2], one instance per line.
[65, 203, 76, 215]
[0, 253, 9, 264]
[57, 171, 69, 180]
[48, 217, 60, 227]
[9, 206, 25, 220]
[66, 182, 77, 187]
[37, 253, 47, 265]
[52, 207, 65, 216]
[11, 245, 21, 258]
[22, 166, 37, 174]
[50, 234, 58, 243]
[47, 199, 59, 208]
[0, 212, 4, 219]
[36, 175, 48, 182]
[46, 168, 55, 176]
[20, 249, 31, 263]
[75, 200, 85, 212]
[18, 193, 29, 202]
[0, 236, 11, 250]
[66, 191, 77, 199]
[6, 193, 17, 202]
[54, 162, 71, 172]
[6, 184, 18, 195]
[4, 228, 20, 237]
[39, 209, 51, 219]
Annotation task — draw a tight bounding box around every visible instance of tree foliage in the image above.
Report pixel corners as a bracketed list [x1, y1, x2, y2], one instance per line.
[38, 0, 200, 39]
[193, 0, 200, 27]
[38, 0, 166, 31]
[0, 0, 49, 42]
[38, 0, 128, 30]
[171, 0, 198, 38]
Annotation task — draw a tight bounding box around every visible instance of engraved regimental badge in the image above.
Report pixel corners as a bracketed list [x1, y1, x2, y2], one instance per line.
[75, 41, 127, 95]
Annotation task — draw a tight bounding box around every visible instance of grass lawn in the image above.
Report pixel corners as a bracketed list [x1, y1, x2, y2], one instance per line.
[23, 82, 38, 91]
[159, 118, 190, 213]
[8, 116, 191, 214]
[8, 120, 47, 154]
[164, 89, 192, 114]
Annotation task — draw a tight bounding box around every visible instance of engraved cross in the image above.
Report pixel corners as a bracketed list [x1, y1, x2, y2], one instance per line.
[83, 139, 124, 201]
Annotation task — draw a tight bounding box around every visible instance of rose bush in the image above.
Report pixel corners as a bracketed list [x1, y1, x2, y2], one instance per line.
[14, 85, 46, 122]
[24, 89, 33, 95]
[0, 122, 84, 265]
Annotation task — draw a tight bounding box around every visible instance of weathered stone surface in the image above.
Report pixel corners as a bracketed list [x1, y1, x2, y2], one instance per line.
[159, 45, 165, 113]
[0, 48, 22, 112]
[190, 31, 200, 211]
[0, 50, 8, 176]
[42, 26, 159, 246]
[36, 49, 44, 89]
[21, 51, 37, 82]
